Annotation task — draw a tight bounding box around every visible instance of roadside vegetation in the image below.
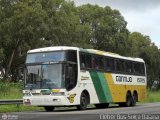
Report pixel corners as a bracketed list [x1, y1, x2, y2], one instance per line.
[0, 81, 43, 113]
[0, 105, 44, 113]
[0, 81, 22, 99]
[143, 90, 160, 103]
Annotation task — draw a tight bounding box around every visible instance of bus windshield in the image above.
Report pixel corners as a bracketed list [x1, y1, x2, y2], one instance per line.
[25, 64, 65, 89]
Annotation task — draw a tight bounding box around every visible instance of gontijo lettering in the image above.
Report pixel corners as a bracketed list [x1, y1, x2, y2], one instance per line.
[116, 76, 132, 82]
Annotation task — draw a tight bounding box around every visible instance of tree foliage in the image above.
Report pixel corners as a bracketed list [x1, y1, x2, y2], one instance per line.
[128, 32, 160, 88]
[0, 0, 160, 89]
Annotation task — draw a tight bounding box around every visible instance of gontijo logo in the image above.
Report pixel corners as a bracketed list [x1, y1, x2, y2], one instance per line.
[67, 94, 76, 103]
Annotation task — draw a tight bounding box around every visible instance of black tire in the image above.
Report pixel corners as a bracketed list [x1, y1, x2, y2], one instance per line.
[125, 92, 132, 107]
[77, 92, 88, 110]
[131, 92, 137, 106]
[44, 106, 55, 112]
[95, 103, 109, 109]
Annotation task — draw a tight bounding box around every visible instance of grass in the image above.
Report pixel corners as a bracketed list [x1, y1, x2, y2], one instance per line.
[0, 81, 43, 113]
[0, 105, 44, 113]
[0, 81, 160, 113]
[0, 81, 23, 99]
[143, 90, 160, 103]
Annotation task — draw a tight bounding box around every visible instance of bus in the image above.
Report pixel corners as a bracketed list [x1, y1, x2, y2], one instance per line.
[23, 46, 147, 111]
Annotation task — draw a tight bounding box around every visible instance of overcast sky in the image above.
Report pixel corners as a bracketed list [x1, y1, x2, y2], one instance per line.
[74, 0, 160, 47]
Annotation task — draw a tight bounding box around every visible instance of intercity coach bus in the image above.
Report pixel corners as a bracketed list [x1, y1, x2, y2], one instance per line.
[23, 46, 147, 111]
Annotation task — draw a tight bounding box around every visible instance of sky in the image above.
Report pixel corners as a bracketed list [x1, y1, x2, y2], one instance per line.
[73, 0, 160, 47]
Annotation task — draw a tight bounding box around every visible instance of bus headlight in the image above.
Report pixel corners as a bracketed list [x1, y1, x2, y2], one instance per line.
[24, 99, 31, 105]
[51, 92, 65, 96]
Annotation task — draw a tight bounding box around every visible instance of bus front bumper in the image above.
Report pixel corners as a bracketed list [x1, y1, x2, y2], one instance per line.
[23, 96, 71, 106]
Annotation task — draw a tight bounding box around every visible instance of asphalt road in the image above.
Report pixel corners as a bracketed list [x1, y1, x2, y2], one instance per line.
[1, 103, 160, 120]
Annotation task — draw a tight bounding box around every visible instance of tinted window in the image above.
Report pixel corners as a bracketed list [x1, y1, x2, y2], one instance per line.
[133, 62, 140, 74]
[133, 62, 145, 75]
[120, 60, 125, 72]
[125, 61, 133, 73]
[105, 58, 115, 71]
[140, 63, 145, 75]
[67, 50, 77, 62]
[80, 53, 92, 69]
[92, 56, 104, 70]
[86, 55, 92, 68]
[115, 59, 120, 72]
[80, 53, 86, 68]
[92, 56, 97, 69]
[98, 56, 104, 70]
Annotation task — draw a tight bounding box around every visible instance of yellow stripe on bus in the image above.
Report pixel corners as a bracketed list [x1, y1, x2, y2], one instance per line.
[96, 50, 106, 55]
[104, 73, 146, 102]
[104, 73, 126, 102]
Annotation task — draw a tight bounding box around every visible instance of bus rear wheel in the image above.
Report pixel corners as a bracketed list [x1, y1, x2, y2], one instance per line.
[119, 92, 132, 107]
[131, 92, 138, 106]
[44, 106, 55, 112]
[125, 92, 132, 107]
[95, 103, 109, 109]
[77, 92, 89, 110]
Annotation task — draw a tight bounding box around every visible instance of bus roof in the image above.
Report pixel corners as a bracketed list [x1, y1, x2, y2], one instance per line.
[27, 46, 79, 53]
[27, 46, 144, 63]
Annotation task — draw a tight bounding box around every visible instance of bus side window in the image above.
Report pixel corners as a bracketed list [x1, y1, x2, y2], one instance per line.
[110, 58, 115, 71]
[98, 56, 104, 70]
[126, 61, 132, 73]
[105, 58, 115, 72]
[115, 59, 120, 72]
[120, 60, 125, 72]
[80, 53, 86, 68]
[92, 56, 96, 69]
[133, 62, 140, 74]
[91, 56, 98, 69]
[105, 58, 111, 71]
[86, 54, 92, 68]
[140, 63, 145, 75]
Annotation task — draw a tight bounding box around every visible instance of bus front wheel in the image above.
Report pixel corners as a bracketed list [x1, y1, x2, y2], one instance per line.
[44, 106, 55, 112]
[77, 92, 89, 110]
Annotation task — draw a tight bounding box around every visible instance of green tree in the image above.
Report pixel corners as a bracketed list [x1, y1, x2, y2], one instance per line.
[77, 4, 129, 55]
[128, 32, 159, 88]
[42, 0, 91, 48]
[0, 0, 47, 80]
